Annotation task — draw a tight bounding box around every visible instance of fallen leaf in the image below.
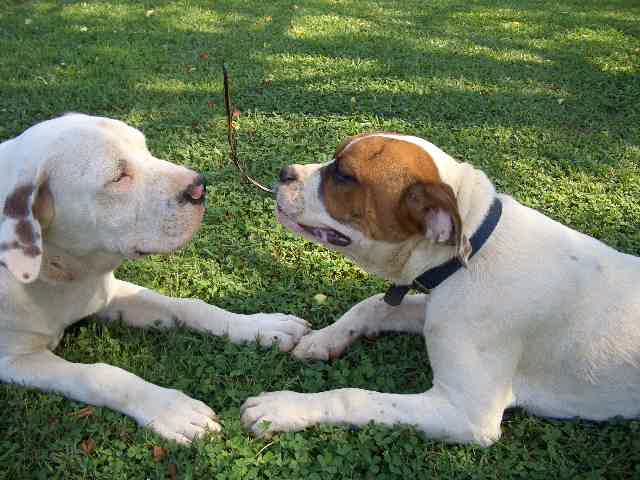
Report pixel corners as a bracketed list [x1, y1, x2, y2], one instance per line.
[70, 406, 94, 418]
[152, 445, 167, 462]
[364, 332, 379, 342]
[168, 463, 178, 480]
[313, 293, 327, 305]
[199, 52, 209, 60]
[80, 438, 96, 455]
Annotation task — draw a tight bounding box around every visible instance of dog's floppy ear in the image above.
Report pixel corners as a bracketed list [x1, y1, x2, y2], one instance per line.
[0, 157, 52, 283]
[401, 181, 472, 265]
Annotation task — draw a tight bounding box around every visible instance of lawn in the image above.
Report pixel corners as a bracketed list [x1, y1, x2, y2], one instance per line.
[1, 0, 640, 478]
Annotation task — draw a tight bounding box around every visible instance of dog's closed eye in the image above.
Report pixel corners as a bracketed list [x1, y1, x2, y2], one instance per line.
[108, 160, 132, 187]
[112, 170, 130, 183]
[332, 162, 357, 184]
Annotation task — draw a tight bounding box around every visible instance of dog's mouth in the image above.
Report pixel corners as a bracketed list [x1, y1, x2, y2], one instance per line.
[128, 205, 205, 259]
[128, 247, 166, 259]
[276, 206, 351, 247]
[131, 243, 181, 259]
[131, 240, 190, 258]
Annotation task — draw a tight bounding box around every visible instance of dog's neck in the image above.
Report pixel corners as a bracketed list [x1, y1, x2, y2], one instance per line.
[356, 160, 497, 285]
[38, 241, 123, 284]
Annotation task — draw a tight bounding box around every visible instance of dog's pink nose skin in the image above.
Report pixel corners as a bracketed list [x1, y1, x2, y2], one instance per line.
[182, 174, 206, 205]
[190, 183, 205, 200]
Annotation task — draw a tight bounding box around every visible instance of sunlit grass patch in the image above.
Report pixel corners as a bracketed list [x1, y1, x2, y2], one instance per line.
[1, 0, 639, 478]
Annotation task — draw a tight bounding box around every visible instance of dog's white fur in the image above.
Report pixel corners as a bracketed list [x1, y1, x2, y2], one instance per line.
[241, 133, 640, 446]
[0, 114, 309, 444]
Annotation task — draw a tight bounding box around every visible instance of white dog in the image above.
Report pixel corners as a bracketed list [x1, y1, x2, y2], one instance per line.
[0, 113, 309, 444]
[241, 133, 640, 446]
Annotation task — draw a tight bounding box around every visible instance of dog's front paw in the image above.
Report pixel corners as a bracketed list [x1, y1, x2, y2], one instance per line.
[138, 388, 221, 444]
[292, 327, 352, 361]
[240, 391, 319, 438]
[230, 314, 311, 352]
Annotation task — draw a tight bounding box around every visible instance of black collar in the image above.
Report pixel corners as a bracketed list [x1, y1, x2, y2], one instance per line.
[383, 197, 503, 306]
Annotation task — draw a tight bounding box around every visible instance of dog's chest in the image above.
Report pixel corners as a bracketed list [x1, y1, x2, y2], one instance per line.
[35, 276, 111, 325]
[1, 273, 111, 353]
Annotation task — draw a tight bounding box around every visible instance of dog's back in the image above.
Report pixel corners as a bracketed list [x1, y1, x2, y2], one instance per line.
[492, 196, 640, 420]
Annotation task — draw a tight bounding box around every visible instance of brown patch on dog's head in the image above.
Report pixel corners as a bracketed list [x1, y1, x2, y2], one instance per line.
[332, 133, 372, 159]
[320, 135, 464, 247]
[4, 184, 35, 218]
[15, 219, 37, 245]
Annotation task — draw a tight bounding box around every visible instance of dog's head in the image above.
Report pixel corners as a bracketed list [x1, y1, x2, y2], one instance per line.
[276, 133, 471, 279]
[0, 113, 205, 283]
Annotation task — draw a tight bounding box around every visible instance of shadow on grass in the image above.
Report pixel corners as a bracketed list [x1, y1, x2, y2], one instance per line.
[2, 2, 640, 478]
[1, 0, 637, 140]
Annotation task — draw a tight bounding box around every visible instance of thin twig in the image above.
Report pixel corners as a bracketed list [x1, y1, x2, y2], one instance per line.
[222, 64, 274, 194]
[255, 441, 275, 457]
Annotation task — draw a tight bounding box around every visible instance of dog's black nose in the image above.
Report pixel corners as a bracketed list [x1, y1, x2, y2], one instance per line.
[182, 174, 206, 205]
[279, 166, 298, 183]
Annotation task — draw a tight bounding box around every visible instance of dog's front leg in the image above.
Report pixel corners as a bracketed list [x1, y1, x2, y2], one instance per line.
[243, 322, 519, 446]
[293, 293, 427, 360]
[98, 276, 310, 351]
[241, 386, 500, 446]
[0, 350, 219, 444]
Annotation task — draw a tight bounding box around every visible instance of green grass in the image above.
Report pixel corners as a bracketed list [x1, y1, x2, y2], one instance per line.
[1, 0, 640, 478]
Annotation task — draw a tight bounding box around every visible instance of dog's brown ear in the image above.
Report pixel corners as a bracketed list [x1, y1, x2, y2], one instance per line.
[400, 181, 472, 265]
[0, 157, 52, 283]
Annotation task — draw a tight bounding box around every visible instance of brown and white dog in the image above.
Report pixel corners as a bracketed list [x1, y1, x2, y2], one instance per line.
[0, 114, 309, 444]
[241, 133, 640, 446]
